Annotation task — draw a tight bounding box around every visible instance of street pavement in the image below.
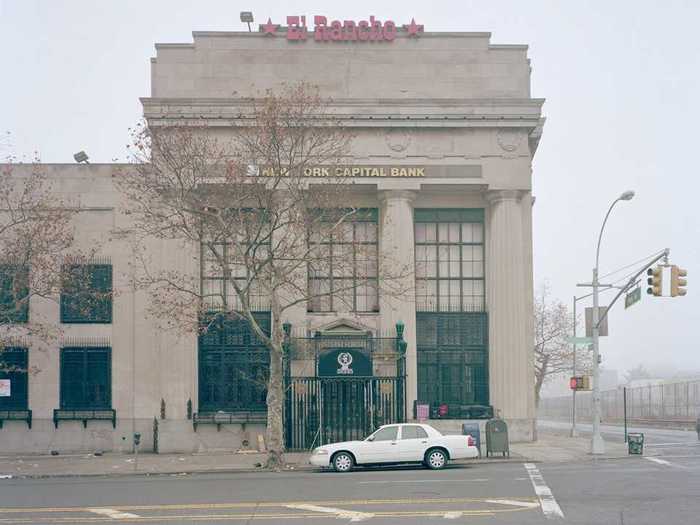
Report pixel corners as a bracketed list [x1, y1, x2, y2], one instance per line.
[2, 447, 700, 524]
[1, 423, 698, 524]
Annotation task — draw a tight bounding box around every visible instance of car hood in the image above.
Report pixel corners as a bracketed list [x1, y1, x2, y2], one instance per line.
[318, 440, 364, 452]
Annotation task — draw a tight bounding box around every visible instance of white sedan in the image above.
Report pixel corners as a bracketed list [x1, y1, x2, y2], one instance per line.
[309, 423, 478, 472]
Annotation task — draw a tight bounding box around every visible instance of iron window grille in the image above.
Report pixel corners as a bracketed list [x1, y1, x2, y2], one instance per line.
[60, 263, 113, 324]
[416, 312, 489, 410]
[0, 347, 28, 410]
[198, 312, 271, 413]
[308, 208, 379, 313]
[0, 264, 29, 324]
[59, 347, 111, 410]
[414, 209, 485, 313]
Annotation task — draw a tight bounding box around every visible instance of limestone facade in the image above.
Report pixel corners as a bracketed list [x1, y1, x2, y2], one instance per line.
[0, 26, 543, 452]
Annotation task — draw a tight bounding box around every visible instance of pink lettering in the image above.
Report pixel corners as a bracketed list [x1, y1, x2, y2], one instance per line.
[342, 20, 357, 41]
[314, 15, 328, 41]
[357, 20, 370, 41]
[383, 20, 396, 41]
[330, 20, 343, 41]
[286, 16, 308, 41]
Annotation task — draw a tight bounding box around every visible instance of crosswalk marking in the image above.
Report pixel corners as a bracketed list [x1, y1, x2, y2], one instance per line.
[485, 499, 540, 509]
[87, 508, 141, 519]
[524, 463, 565, 520]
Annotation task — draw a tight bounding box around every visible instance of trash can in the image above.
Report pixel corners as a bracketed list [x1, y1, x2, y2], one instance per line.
[628, 433, 644, 455]
[485, 419, 509, 458]
[462, 422, 481, 456]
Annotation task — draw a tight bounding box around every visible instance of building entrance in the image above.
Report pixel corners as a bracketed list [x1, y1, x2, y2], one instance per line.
[284, 325, 406, 451]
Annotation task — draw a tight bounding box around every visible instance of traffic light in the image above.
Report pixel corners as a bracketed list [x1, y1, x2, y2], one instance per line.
[646, 266, 662, 296]
[569, 376, 591, 391]
[670, 265, 687, 297]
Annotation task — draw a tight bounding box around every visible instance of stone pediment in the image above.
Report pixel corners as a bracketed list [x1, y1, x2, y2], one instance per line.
[313, 318, 373, 336]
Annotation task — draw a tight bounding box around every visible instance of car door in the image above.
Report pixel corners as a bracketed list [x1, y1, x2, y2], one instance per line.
[363, 425, 401, 463]
[397, 425, 430, 461]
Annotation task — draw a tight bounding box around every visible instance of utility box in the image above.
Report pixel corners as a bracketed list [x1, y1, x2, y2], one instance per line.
[628, 433, 644, 455]
[462, 422, 481, 456]
[485, 419, 509, 457]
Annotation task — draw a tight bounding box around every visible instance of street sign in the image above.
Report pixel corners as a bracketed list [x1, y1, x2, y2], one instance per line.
[585, 307, 609, 337]
[567, 336, 593, 346]
[0, 380, 10, 397]
[625, 287, 642, 309]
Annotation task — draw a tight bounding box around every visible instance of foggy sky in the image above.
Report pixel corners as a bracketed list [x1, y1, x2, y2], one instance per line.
[1, 0, 698, 377]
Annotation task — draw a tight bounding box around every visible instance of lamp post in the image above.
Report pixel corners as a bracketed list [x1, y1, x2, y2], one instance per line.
[590, 190, 635, 454]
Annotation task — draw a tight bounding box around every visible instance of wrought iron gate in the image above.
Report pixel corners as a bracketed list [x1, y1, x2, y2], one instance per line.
[285, 376, 404, 451]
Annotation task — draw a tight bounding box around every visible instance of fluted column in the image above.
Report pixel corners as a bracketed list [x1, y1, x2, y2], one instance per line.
[485, 190, 532, 430]
[379, 190, 417, 417]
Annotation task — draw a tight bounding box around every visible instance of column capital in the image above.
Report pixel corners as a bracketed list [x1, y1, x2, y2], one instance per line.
[378, 189, 418, 203]
[484, 189, 526, 204]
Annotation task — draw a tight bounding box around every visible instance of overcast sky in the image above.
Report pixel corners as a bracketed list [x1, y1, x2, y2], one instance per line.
[1, 0, 698, 380]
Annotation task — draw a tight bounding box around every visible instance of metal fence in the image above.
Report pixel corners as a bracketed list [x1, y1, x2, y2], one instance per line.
[539, 379, 700, 425]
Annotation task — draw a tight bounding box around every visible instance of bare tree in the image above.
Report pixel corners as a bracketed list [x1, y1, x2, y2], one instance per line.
[1, 152, 110, 371]
[117, 83, 411, 468]
[533, 283, 591, 406]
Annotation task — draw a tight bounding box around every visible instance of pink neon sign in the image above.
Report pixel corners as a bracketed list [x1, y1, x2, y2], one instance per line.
[261, 16, 424, 42]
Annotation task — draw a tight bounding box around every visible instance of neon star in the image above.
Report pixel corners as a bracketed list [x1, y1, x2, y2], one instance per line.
[403, 18, 424, 37]
[262, 18, 279, 36]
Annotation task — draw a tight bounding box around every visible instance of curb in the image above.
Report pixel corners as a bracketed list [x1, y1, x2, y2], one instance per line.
[0, 457, 532, 480]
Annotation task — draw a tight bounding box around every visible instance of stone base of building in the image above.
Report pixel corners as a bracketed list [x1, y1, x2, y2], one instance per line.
[0, 418, 155, 454]
[0, 419, 268, 455]
[156, 420, 266, 454]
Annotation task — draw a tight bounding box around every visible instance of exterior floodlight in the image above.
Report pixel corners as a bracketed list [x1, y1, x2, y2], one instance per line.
[619, 190, 635, 201]
[73, 151, 89, 164]
[240, 11, 254, 32]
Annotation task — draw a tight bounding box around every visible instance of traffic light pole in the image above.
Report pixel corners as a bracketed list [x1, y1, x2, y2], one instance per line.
[590, 192, 636, 455]
[571, 295, 578, 438]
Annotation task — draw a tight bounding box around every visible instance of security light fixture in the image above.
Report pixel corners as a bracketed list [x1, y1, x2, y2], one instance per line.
[73, 151, 89, 164]
[619, 190, 635, 201]
[240, 11, 254, 32]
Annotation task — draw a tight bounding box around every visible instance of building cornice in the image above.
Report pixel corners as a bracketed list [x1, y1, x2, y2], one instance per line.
[141, 97, 544, 129]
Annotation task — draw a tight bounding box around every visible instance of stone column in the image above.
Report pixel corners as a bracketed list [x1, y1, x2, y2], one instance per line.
[379, 190, 417, 418]
[485, 190, 533, 439]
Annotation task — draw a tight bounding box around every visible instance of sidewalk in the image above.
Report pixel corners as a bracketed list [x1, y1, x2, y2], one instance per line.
[0, 428, 631, 479]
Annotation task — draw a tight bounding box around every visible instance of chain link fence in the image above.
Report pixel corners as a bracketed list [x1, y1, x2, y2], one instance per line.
[539, 379, 700, 427]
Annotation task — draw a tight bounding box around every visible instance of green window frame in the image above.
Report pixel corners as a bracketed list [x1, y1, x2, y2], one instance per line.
[308, 208, 379, 313]
[60, 264, 113, 324]
[198, 313, 271, 413]
[414, 209, 485, 313]
[0, 264, 29, 324]
[0, 347, 29, 410]
[59, 347, 111, 410]
[416, 312, 489, 410]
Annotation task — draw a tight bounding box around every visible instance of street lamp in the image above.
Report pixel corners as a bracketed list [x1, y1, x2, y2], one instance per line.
[590, 190, 635, 454]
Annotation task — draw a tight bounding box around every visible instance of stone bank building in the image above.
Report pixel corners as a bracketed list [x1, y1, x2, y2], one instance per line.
[0, 19, 544, 453]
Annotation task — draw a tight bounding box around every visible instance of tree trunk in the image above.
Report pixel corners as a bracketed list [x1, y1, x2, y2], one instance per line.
[265, 340, 285, 470]
[265, 294, 285, 470]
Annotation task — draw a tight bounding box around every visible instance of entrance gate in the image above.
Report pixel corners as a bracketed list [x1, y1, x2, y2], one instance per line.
[285, 376, 404, 450]
[283, 326, 407, 451]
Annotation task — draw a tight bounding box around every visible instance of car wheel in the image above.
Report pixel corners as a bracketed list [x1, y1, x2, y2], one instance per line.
[332, 452, 354, 473]
[425, 449, 447, 470]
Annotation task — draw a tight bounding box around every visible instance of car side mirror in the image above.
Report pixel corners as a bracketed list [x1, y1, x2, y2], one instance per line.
[366, 436, 375, 442]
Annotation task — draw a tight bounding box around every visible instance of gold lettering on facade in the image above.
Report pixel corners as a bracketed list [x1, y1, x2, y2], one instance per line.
[260, 166, 426, 177]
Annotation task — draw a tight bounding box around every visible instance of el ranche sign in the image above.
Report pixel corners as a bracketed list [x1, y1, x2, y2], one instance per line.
[261, 15, 424, 42]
